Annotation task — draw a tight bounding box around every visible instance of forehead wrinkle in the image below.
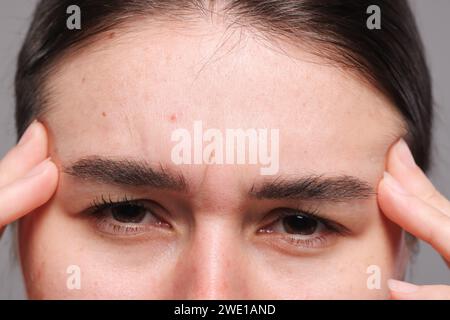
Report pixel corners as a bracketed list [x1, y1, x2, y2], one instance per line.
[41, 19, 407, 195]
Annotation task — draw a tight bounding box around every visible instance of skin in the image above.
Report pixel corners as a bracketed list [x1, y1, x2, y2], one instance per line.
[0, 19, 448, 299]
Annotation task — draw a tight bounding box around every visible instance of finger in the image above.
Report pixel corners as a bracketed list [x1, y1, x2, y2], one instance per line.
[378, 172, 450, 262]
[387, 138, 450, 216]
[0, 158, 58, 227]
[388, 279, 450, 300]
[0, 120, 49, 188]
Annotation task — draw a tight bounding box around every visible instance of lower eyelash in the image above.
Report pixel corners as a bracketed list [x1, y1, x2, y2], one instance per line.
[259, 227, 335, 249]
[281, 234, 331, 249]
[94, 218, 147, 235]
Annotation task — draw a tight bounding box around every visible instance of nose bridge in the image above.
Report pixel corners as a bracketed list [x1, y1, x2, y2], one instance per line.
[172, 219, 248, 299]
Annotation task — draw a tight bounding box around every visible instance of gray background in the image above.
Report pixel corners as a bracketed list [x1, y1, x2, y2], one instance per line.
[0, 0, 449, 299]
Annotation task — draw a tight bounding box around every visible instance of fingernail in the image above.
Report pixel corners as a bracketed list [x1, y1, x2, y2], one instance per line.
[23, 157, 52, 179]
[18, 120, 38, 147]
[388, 279, 418, 293]
[383, 171, 410, 195]
[395, 138, 416, 169]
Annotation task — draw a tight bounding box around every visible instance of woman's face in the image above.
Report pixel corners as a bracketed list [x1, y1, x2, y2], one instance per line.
[19, 21, 408, 299]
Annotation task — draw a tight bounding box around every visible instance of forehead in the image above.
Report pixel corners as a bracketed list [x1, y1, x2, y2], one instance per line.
[43, 21, 405, 178]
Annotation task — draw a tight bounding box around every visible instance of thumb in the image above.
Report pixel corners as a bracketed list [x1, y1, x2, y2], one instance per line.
[388, 279, 450, 300]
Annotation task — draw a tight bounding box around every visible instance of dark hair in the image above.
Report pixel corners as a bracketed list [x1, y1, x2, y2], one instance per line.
[15, 0, 432, 171]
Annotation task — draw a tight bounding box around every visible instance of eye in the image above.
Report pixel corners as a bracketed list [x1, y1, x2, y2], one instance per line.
[266, 210, 328, 238]
[258, 207, 349, 250]
[280, 214, 320, 235]
[110, 203, 147, 223]
[86, 195, 171, 236]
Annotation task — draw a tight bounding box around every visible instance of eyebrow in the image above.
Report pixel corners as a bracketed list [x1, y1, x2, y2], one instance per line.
[249, 174, 376, 202]
[63, 157, 187, 191]
[64, 157, 375, 202]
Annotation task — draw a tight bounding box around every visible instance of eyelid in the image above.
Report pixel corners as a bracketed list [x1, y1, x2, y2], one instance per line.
[86, 193, 140, 215]
[84, 194, 172, 237]
[84, 193, 165, 217]
[260, 205, 352, 236]
[293, 206, 352, 236]
[255, 206, 352, 253]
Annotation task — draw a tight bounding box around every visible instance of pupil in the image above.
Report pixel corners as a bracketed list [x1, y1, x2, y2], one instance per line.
[112, 204, 146, 223]
[282, 215, 318, 235]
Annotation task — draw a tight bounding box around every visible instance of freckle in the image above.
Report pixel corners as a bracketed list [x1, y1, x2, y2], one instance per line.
[81, 76, 86, 83]
[169, 113, 177, 122]
[109, 32, 115, 39]
[102, 112, 106, 117]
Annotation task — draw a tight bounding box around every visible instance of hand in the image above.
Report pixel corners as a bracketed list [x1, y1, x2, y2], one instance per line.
[378, 138, 450, 299]
[0, 120, 58, 238]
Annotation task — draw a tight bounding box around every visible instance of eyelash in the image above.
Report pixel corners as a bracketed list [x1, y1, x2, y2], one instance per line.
[257, 206, 351, 250]
[89, 194, 136, 212]
[86, 194, 170, 236]
[85, 195, 350, 249]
